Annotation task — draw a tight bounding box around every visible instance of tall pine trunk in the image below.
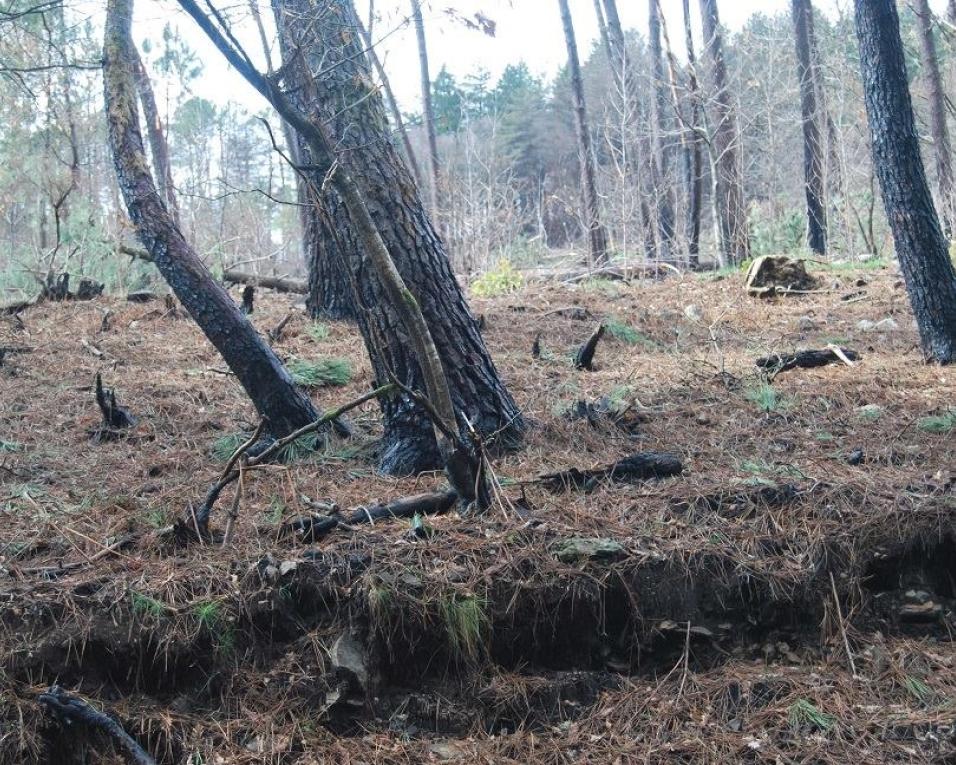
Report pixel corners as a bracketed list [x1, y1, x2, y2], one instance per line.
[854, 0, 956, 363]
[558, 0, 609, 266]
[411, 0, 441, 226]
[104, 0, 320, 437]
[273, 0, 525, 472]
[913, 0, 955, 236]
[699, 0, 750, 266]
[681, 0, 703, 262]
[648, 0, 677, 261]
[792, 0, 827, 256]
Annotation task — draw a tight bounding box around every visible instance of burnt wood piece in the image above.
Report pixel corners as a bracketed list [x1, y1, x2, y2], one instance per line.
[241, 285, 255, 314]
[40, 273, 104, 302]
[0, 345, 32, 367]
[531, 334, 542, 359]
[540, 451, 683, 492]
[94, 373, 136, 431]
[281, 490, 458, 543]
[38, 686, 157, 765]
[574, 323, 606, 370]
[755, 347, 860, 373]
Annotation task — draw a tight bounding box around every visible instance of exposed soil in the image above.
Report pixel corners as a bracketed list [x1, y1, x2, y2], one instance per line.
[0, 263, 954, 763]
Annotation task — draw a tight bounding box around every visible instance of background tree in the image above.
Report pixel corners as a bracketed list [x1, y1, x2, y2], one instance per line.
[411, 0, 441, 225]
[912, 0, 955, 235]
[854, 0, 956, 363]
[792, 0, 827, 255]
[648, 0, 677, 260]
[699, 0, 750, 265]
[557, 0, 608, 266]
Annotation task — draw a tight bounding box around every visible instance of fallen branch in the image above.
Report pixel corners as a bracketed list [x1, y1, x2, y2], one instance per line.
[14, 534, 135, 578]
[188, 384, 394, 535]
[120, 244, 307, 294]
[280, 490, 458, 543]
[38, 686, 156, 765]
[755, 347, 861, 374]
[539, 451, 683, 492]
[574, 323, 606, 370]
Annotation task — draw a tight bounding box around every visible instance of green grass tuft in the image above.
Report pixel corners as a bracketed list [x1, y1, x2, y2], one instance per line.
[440, 593, 488, 660]
[904, 675, 935, 704]
[788, 698, 836, 731]
[212, 433, 245, 462]
[917, 409, 956, 434]
[470, 259, 523, 297]
[289, 357, 352, 387]
[131, 591, 167, 618]
[0, 440, 21, 453]
[307, 322, 330, 341]
[193, 600, 234, 654]
[745, 381, 792, 413]
[604, 316, 658, 348]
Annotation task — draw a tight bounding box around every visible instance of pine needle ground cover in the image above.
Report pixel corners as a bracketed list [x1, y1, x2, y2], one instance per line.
[0, 265, 953, 763]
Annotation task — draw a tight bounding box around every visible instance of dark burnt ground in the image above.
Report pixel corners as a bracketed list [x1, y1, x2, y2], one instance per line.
[0, 262, 953, 763]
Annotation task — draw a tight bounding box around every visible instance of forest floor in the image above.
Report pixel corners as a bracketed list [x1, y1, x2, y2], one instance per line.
[0, 260, 954, 764]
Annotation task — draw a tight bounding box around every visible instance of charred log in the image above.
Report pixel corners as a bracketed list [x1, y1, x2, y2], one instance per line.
[539, 451, 683, 492]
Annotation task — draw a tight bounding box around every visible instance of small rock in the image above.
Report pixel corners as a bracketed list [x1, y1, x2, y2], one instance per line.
[797, 315, 818, 331]
[683, 304, 703, 321]
[331, 633, 369, 693]
[553, 537, 624, 563]
[857, 317, 899, 332]
[856, 404, 884, 420]
[127, 290, 157, 303]
[429, 741, 468, 761]
[847, 449, 865, 466]
[899, 601, 942, 622]
[279, 560, 298, 577]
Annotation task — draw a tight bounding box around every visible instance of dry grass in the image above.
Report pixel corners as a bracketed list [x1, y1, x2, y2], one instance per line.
[0, 263, 953, 763]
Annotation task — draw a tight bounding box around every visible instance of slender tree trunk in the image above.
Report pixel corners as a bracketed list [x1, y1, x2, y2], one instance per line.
[129, 47, 179, 226]
[356, 16, 423, 187]
[681, 0, 703, 262]
[104, 0, 320, 436]
[913, 0, 955, 236]
[792, 0, 827, 255]
[648, 0, 677, 261]
[599, 0, 657, 261]
[854, 0, 956, 363]
[593, 0, 610, 56]
[411, 0, 441, 226]
[558, 0, 609, 266]
[269, 0, 525, 473]
[698, 0, 750, 266]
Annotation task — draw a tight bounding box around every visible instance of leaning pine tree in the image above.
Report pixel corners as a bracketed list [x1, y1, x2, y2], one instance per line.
[854, 0, 956, 363]
[103, 0, 320, 437]
[184, 0, 525, 476]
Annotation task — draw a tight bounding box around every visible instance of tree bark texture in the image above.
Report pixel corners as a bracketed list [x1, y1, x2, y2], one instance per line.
[854, 0, 956, 363]
[792, 0, 827, 255]
[558, 0, 609, 266]
[104, 0, 320, 436]
[272, 0, 525, 471]
[699, 0, 750, 266]
[913, 0, 955, 235]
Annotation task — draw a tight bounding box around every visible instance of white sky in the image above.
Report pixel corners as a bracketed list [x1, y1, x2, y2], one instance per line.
[131, 0, 949, 114]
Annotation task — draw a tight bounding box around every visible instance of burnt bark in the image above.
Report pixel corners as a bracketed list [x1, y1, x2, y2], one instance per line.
[854, 0, 956, 363]
[271, 0, 524, 473]
[104, 0, 320, 436]
[558, 0, 609, 266]
[792, 0, 827, 256]
[913, 0, 955, 235]
[699, 0, 750, 266]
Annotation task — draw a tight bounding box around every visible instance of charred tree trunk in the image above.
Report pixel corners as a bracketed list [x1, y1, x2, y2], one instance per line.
[699, 0, 750, 266]
[648, 0, 677, 261]
[854, 0, 956, 363]
[411, 0, 441, 226]
[792, 0, 827, 256]
[269, 0, 524, 473]
[558, 0, 609, 266]
[104, 0, 320, 436]
[681, 0, 704, 263]
[913, 0, 955, 236]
